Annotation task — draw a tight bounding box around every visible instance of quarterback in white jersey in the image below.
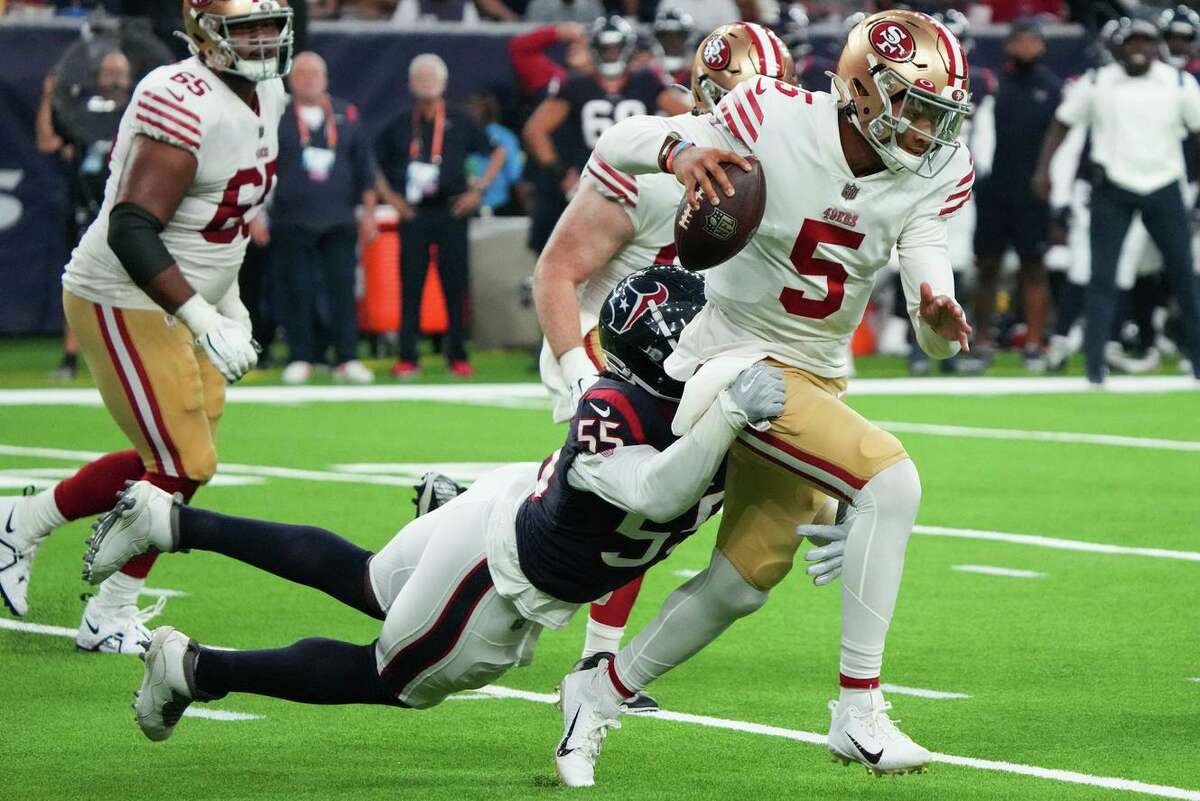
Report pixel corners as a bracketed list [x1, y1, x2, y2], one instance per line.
[552, 10, 974, 783]
[0, 0, 292, 653]
[532, 22, 797, 709]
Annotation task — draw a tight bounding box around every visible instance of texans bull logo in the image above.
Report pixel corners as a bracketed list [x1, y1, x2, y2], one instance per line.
[607, 282, 670, 334]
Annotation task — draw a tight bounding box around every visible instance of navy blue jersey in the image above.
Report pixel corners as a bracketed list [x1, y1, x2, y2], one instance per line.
[550, 68, 667, 171]
[515, 378, 726, 604]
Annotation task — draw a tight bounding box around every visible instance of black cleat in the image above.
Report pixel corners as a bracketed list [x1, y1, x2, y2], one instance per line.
[412, 472, 467, 517]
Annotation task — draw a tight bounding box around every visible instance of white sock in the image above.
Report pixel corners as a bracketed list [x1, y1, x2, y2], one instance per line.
[582, 619, 624, 659]
[94, 571, 144, 611]
[21, 485, 67, 540]
[613, 550, 768, 694]
[838, 686, 885, 713]
[839, 459, 921, 680]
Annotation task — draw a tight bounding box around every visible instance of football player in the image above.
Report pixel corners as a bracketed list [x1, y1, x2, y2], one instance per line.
[555, 10, 974, 783]
[651, 7, 696, 88]
[533, 23, 797, 710]
[523, 15, 691, 207]
[80, 266, 795, 744]
[691, 22, 795, 114]
[0, 0, 292, 651]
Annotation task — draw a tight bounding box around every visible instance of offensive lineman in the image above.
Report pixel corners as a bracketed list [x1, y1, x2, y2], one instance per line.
[552, 10, 974, 784]
[0, 0, 291, 650]
[80, 267, 801, 743]
[534, 22, 798, 702]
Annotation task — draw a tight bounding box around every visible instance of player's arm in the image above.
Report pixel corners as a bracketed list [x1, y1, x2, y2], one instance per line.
[1034, 73, 1092, 201]
[897, 214, 970, 358]
[106, 134, 256, 382]
[534, 182, 635, 388]
[522, 96, 570, 178]
[567, 363, 785, 523]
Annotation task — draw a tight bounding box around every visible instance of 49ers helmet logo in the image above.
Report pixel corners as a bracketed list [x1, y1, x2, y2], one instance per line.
[607, 282, 670, 334]
[701, 35, 731, 70]
[868, 20, 915, 62]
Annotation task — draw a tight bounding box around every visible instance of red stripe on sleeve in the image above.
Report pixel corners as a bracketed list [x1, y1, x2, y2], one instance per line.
[586, 165, 635, 205]
[732, 96, 758, 142]
[595, 158, 638, 195]
[143, 90, 201, 123]
[956, 168, 975, 187]
[744, 88, 764, 124]
[721, 107, 748, 146]
[134, 114, 200, 150]
[943, 187, 971, 203]
[135, 100, 202, 136]
[939, 191, 972, 216]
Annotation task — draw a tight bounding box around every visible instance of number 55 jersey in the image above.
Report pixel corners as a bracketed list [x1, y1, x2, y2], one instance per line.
[64, 56, 286, 310]
[593, 78, 975, 379]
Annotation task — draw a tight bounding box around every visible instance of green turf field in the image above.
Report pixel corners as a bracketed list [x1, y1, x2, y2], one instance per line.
[1, 341, 1198, 801]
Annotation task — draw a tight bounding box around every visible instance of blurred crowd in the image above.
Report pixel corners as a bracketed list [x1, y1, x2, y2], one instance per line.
[20, 0, 1200, 385]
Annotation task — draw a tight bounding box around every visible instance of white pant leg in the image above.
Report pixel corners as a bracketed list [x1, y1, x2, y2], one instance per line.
[1068, 181, 1092, 286]
[372, 468, 540, 709]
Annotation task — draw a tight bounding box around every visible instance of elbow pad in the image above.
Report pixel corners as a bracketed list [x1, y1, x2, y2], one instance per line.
[107, 202, 175, 287]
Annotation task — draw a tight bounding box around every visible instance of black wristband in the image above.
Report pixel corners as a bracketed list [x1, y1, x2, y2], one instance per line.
[107, 202, 175, 287]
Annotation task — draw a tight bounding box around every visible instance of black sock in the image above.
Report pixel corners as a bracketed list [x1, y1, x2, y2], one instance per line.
[194, 639, 402, 706]
[175, 506, 381, 618]
[1055, 282, 1085, 337]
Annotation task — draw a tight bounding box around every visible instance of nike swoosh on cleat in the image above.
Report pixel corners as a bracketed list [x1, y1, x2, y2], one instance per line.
[84, 617, 101, 635]
[846, 733, 883, 765]
[557, 707, 582, 757]
[5, 509, 14, 534]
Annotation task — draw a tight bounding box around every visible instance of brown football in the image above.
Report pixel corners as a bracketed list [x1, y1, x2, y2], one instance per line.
[673, 156, 766, 271]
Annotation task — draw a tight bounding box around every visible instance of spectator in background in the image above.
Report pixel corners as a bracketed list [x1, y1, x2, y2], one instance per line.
[508, 21, 590, 100]
[262, 51, 379, 386]
[976, 0, 1066, 24]
[393, 0, 520, 22]
[664, 0, 740, 35]
[466, 90, 525, 215]
[1034, 16, 1200, 385]
[36, 50, 130, 381]
[970, 18, 1060, 372]
[525, 0, 604, 23]
[377, 54, 507, 379]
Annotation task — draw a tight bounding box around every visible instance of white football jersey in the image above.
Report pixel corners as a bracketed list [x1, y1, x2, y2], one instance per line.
[64, 57, 286, 310]
[595, 77, 973, 378]
[540, 155, 682, 422]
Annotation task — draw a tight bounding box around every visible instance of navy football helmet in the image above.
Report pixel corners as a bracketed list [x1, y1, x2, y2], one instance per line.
[600, 265, 706, 401]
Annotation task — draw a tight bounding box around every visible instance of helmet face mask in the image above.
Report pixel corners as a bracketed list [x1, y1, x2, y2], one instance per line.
[653, 7, 695, 75]
[599, 266, 706, 402]
[183, 0, 295, 83]
[835, 10, 972, 179]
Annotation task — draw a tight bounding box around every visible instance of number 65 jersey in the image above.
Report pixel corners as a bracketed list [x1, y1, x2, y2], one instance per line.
[593, 78, 975, 379]
[64, 56, 286, 311]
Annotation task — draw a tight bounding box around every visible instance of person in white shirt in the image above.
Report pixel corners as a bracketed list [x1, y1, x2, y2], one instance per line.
[1034, 16, 1200, 385]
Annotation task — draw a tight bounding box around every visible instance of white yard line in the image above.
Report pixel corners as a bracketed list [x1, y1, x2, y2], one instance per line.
[140, 587, 188, 599]
[182, 708, 264, 722]
[474, 686, 1198, 800]
[0, 375, 1195, 409]
[673, 569, 702, 579]
[915, 526, 1200, 563]
[1, 619, 1196, 798]
[951, 565, 1046, 579]
[879, 683, 970, 700]
[877, 421, 1200, 453]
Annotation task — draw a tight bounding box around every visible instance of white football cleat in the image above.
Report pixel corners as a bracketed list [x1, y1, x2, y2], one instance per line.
[134, 626, 200, 741]
[83, 481, 178, 585]
[333, 359, 374, 384]
[281, 361, 313, 385]
[827, 695, 931, 776]
[76, 594, 166, 654]
[0, 490, 41, 617]
[555, 658, 623, 788]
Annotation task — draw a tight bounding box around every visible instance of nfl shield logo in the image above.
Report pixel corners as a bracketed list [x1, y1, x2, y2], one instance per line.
[704, 208, 738, 241]
[841, 182, 859, 201]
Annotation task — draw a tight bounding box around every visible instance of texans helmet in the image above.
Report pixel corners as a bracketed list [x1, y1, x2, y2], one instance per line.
[589, 15, 638, 80]
[600, 265, 706, 401]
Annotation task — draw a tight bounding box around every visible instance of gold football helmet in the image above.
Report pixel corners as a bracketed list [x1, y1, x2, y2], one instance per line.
[691, 22, 796, 114]
[181, 0, 294, 82]
[833, 10, 971, 177]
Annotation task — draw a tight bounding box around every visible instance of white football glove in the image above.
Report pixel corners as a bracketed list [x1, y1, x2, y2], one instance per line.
[725, 362, 786, 426]
[176, 295, 259, 383]
[215, 284, 253, 339]
[797, 514, 851, 587]
[559, 345, 601, 409]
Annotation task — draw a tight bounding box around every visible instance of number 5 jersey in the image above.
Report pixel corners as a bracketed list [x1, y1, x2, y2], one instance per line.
[593, 78, 975, 379]
[64, 57, 286, 310]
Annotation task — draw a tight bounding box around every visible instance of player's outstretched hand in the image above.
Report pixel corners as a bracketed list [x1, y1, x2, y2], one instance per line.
[176, 295, 259, 383]
[918, 282, 972, 352]
[671, 146, 753, 210]
[727, 362, 786, 426]
[797, 520, 848, 587]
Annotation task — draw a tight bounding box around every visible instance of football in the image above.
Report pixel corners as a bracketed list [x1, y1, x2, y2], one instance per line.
[673, 155, 767, 271]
